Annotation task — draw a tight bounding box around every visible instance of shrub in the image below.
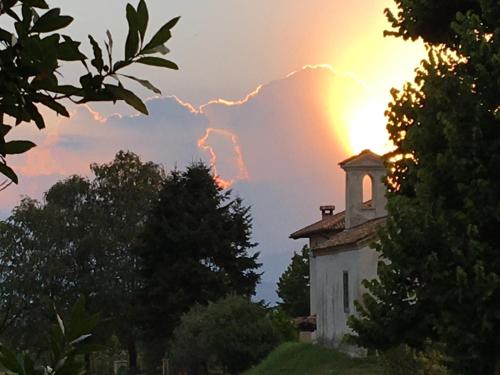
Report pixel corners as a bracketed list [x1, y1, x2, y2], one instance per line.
[269, 309, 298, 342]
[169, 295, 280, 374]
[380, 344, 450, 375]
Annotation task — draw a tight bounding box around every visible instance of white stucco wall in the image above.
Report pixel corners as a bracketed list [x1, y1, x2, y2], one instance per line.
[310, 243, 379, 347]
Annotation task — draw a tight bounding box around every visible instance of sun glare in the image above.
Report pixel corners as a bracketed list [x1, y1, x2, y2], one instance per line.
[320, 0, 425, 157]
[345, 99, 391, 155]
[323, 71, 393, 156]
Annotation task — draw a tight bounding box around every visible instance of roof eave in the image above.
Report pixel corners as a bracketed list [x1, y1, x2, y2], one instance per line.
[290, 227, 342, 240]
[312, 233, 377, 255]
[338, 149, 383, 167]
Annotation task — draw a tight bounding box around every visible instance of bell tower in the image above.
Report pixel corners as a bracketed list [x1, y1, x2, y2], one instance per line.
[339, 150, 387, 229]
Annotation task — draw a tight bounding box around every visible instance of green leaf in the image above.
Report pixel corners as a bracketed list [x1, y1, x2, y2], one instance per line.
[79, 73, 104, 92]
[162, 16, 181, 32]
[141, 44, 170, 55]
[122, 74, 161, 94]
[56, 313, 65, 336]
[32, 8, 73, 33]
[136, 56, 178, 70]
[125, 4, 139, 60]
[58, 36, 86, 61]
[142, 16, 180, 52]
[20, 0, 49, 8]
[15, 19, 29, 38]
[4, 141, 37, 155]
[21, 4, 33, 28]
[0, 27, 12, 43]
[105, 30, 113, 66]
[33, 94, 70, 116]
[113, 60, 131, 72]
[26, 102, 45, 129]
[40, 34, 60, 58]
[137, 0, 148, 42]
[106, 30, 113, 52]
[142, 44, 170, 55]
[0, 345, 22, 373]
[105, 84, 148, 115]
[88, 35, 104, 72]
[0, 125, 12, 137]
[49, 85, 82, 97]
[6, 8, 21, 22]
[67, 314, 100, 342]
[0, 0, 17, 12]
[0, 163, 18, 183]
[68, 334, 91, 346]
[66, 297, 99, 342]
[69, 296, 86, 331]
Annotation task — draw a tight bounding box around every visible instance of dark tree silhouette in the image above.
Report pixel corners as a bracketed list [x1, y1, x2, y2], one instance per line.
[134, 163, 261, 366]
[350, 1, 500, 374]
[277, 245, 310, 317]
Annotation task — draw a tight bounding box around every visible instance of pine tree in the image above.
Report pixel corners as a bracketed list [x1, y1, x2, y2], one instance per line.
[349, 1, 500, 374]
[277, 245, 310, 317]
[134, 162, 261, 363]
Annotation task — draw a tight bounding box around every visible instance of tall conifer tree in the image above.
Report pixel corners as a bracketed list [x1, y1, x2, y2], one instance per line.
[277, 245, 310, 317]
[350, 1, 500, 374]
[134, 163, 261, 362]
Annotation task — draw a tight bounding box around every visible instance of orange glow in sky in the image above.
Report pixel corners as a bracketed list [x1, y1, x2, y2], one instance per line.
[197, 127, 249, 189]
[345, 98, 391, 155]
[321, 46, 425, 156]
[321, 0, 426, 156]
[2, 0, 427, 196]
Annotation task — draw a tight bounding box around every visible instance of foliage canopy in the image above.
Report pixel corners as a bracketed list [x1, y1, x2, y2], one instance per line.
[276, 245, 310, 317]
[0, 0, 179, 183]
[350, 1, 500, 374]
[0, 151, 164, 369]
[134, 162, 261, 363]
[170, 295, 279, 375]
[0, 298, 106, 375]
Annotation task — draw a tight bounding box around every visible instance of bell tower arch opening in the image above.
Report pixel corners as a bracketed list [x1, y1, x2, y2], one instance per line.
[362, 174, 373, 206]
[340, 149, 387, 229]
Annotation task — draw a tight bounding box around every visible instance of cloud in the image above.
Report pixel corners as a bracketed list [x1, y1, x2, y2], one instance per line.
[1, 65, 380, 303]
[198, 128, 249, 189]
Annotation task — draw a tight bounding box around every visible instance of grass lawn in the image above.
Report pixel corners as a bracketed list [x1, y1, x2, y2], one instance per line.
[243, 342, 383, 375]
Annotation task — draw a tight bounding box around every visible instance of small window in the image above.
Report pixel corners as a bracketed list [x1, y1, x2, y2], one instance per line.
[343, 271, 350, 313]
[362, 174, 373, 207]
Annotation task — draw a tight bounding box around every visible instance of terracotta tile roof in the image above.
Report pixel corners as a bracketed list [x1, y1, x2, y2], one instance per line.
[289, 211, 345, 239]
[315, 217, 386, 250]
[289, 201, 373, 239]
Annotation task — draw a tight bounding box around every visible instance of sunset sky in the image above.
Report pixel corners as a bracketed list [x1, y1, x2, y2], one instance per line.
[1, 0, 425, 302]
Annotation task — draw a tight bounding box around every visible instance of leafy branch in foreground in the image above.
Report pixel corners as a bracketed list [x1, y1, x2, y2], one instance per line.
[0, 297, 103, 375]
[0, 0, 180, 183]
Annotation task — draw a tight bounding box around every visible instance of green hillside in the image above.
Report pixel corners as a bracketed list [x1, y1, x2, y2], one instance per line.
[243, 342, 383, 375]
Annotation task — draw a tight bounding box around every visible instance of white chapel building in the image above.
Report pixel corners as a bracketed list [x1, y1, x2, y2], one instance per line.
[290, 149, 387, 348]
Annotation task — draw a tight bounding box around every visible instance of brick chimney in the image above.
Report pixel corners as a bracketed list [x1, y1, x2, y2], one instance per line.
[320, 205, 335, 220]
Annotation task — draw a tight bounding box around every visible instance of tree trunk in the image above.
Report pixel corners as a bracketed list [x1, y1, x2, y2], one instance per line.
[495, 358, 500, 375]
[128, 337, 138, 372]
